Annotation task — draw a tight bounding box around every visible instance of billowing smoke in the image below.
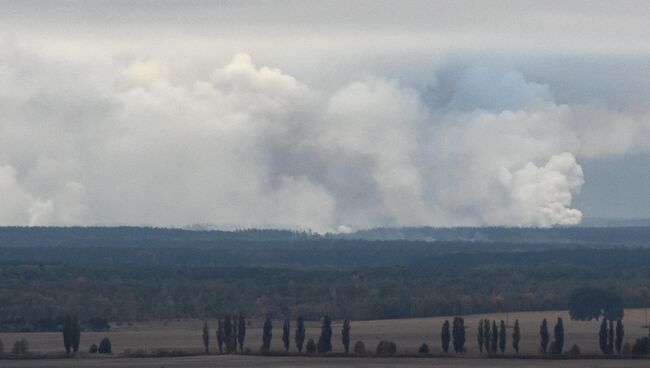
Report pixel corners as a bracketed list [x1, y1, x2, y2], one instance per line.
[1, 44, 646, 231]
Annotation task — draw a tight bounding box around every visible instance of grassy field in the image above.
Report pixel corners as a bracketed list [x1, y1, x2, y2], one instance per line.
[0, 309, 649, 367]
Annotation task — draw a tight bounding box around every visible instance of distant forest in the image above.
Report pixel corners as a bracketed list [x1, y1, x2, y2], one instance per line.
[0, 226, 649, 330]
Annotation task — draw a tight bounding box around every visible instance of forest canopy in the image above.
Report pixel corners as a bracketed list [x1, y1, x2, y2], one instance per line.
[0, 226, 647, 329]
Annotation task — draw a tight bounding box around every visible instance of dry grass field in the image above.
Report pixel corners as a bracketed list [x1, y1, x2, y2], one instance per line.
[1, 309, 649, 367]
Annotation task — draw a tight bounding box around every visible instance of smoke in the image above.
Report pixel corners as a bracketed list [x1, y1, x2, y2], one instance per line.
[1, 44, 646, 231]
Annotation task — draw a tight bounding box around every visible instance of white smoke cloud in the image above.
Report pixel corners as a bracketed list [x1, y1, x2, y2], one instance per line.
[1, 43, 646, 231]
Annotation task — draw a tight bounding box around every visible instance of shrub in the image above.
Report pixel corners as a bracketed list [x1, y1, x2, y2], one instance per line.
[11, 339, 29, 355]
[622, 342, 633, 355]
[632, 337, 649, 355]
[305, 338, 317, 354]
[89, 344, 98, 353]
[418, 343, 429, 354]
[98, 337, 112, 354]
[549, 341, 558, 355]
[353, 340, 366, 354]
[376, 340, 396, 356]
[568, 344, 580, 355]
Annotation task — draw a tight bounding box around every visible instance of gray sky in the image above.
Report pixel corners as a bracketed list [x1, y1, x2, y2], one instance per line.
[0, 1, 649, 230]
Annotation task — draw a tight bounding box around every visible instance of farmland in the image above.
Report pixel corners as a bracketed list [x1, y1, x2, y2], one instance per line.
[1, 310, 650, 367]
[1, 226, 650, 366]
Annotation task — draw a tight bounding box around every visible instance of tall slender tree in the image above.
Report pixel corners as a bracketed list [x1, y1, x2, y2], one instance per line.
[607, 319, 614, 354]
[540, 318, 549, 354]
[237, 315, 246, 354]
[317, 316, 332, 353]
[512, 319, 521, 354]
[498, 320, 506, 354]
[71, 317, 80, 354]
[282, 319, 291, 352]
[202, 321, 210, 353]
[62, 315, 72, 355]
[295, 316, 306, 353]
[483, 319, 491, 353]
[452, 317, 466, 353]
[224, 315, 237, 353]
[342, 320, 351, 354]
[216, 319, 225, 354]
[261, 317, 273, 352]
[553, 317, 564, 354]
[490, 320, 498, 354]
[599, 318, 608, 354]
[441, 320, 450, 353]
[232, 316, 238, 350]
[63, 315, 80, 355]
[477, 320, 484, 353]
[615, 320, 624, 354]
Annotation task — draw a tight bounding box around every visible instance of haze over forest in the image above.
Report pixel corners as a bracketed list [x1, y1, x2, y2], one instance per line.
[1, 1, 650, 233]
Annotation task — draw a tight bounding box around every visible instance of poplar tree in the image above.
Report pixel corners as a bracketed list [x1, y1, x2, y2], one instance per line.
[512, 319, 521, 354]
[282, 319, 290, 352]
[452, 317, 465, 353]
[63, 315, 80, 355]
[317, 316, 332, 353]
[224, 315, 236, 353]
[553, 318, 564, 354]
[477, 320, 484, 353]
[607, 319, 614, 354]
[202, 321, 210, 353]
[295, 316, 306, 353]
[237, 315, 246, 354]
[441, 320, 450, 353]
[615, 320, 624, 354]
[599, 318, 608, 354]
[498, 320, 506, 354]
[216, 320, 225, 353]
[342, 319, 351, 354]
[540, 318, 549, 354]
[490, 320, 498, 354]
[71, 317, 80, 354]
[63, 315, 72, 354]
[483, 319, 491, 353]
[261, 317, 273, 352]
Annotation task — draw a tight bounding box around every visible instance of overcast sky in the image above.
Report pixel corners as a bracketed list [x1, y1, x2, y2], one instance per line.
[0, 1, 649, 231]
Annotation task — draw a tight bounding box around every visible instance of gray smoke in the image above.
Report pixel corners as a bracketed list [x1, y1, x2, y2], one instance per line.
[1, 41, 648, 231]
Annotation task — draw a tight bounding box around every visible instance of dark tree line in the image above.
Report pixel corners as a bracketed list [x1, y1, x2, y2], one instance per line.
[2, 247, 646, 324]
[253, 315, 338, 355]
[569, 287, 624, 321]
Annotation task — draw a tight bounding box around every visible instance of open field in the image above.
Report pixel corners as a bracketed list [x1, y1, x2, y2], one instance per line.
[1, 309, 649, 367]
